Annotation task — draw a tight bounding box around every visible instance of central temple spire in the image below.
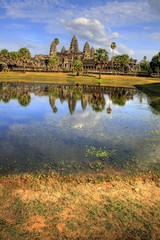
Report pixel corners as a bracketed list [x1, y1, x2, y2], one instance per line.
[69, 35, 79, 53]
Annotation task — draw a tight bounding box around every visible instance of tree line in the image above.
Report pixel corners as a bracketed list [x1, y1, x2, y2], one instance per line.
[0, 44, 160, 77]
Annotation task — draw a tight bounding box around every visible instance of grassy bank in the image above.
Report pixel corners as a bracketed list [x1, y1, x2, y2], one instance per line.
[135, 83, 160, 112]
[0, 72, 160, 87]
[0, 171, 160, 239]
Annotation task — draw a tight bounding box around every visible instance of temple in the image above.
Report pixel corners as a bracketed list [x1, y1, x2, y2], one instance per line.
[12, 35, 138, 74]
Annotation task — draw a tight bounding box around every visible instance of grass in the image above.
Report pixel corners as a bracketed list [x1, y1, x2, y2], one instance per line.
[0, 171, 160, 239]
[0, 71, 160, 88]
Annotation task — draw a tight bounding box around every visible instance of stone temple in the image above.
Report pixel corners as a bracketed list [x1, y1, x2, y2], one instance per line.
[13, 35, 138, 73]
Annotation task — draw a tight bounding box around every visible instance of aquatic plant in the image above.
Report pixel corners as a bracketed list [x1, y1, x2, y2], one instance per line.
[85, 145, 116, 159]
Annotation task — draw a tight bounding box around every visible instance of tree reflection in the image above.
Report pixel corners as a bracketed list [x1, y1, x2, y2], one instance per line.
[18, 92, 31, 107]
[91, 92, 106, 112]
[110, 88, 133, 106]
[0, 83, 139, 114]
[106, 90, 112, 114]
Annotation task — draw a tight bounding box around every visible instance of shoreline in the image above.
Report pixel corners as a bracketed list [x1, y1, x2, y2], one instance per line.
[1, 71, 160, 87]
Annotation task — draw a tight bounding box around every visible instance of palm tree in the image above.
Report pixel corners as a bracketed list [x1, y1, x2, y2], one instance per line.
[9, 51, 18, 69]
[18, 48, 31, 72]
[48, 56, 59, 71]
[114, 54, 130, 72]
[73, 60, 83, 76]
[110, 42, 116, 71]
[140, 56, 151, 74]
[94, 48, 109, 79]
[0, 49, 10, 69]
[110, 42, 116, 55]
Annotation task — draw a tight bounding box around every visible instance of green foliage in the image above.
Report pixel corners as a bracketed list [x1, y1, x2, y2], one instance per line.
[18, 48, 31, 60]
[0, 49, 9, 64]
[72, 85, 83, 99]
[18, 92, 31, 107]
[9, 51, 18, 64]
[140, 56, 152, 74]
[111, 42, 116, 50]
[85, 145, 116, 159]
[73, 60, 83, 76]
[18, 48, 31, 70]
[113, 54, 130, 72]
[2, 66, 9, 72]
[150, 52, 160, 73]
[94, 48, 109, 63]
[48, 56, 59, 69]
[94, 48, 109, 78]
[54, 38, 59, 45]
[114, 54, 130, 65]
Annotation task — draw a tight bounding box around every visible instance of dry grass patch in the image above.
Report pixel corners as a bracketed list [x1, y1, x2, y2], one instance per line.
[1, 71, 160, 87]
[0, 172, 160, 239]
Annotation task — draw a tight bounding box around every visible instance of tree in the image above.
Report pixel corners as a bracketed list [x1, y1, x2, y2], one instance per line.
[0, 49, 9, 65]
[9, 51, 18, 69]
[91, 93, 106, 112]
[48, 56, 59, 70]
[18, 92, 31, 107]
[94, 48, 109, 79]
[114, 54, 130, 72]
[73, 60, 83, 76]
[140, 56, 151, 74]
[110, 42, 116, 56]
[150, 52, 160, 74]
[18, 48, 31, 72]
[110, 42, 116, 71]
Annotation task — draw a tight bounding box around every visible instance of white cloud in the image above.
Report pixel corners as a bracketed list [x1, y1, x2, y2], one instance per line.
[114, 44, 135, 56]
[65, 18, 108, 44]
[82, 1, 160, 27]
[64, 17, 135, 56]
[64, 17, 120, 44]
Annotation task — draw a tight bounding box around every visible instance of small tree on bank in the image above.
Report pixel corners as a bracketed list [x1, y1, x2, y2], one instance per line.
[18, 48, 31, 72]
[73, 60, 83, 76]
[150, 52, 160, 75]
[94, 48, 109, 79]
[113, 54, 130, 72]
[48, 56, 59, 70]
[140, 56, 151, 74]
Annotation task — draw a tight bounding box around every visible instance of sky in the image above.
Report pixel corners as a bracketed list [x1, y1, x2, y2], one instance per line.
[0, 0, 160, 61]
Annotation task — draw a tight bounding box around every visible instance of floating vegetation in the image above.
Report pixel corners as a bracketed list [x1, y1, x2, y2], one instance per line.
[85, 145, 116, 159]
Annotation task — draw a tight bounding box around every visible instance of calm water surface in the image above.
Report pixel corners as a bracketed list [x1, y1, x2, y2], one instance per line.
[0, 82, 160, 175]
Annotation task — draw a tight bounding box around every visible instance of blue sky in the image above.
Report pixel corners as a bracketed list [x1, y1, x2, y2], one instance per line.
[0, 0, 160, 61]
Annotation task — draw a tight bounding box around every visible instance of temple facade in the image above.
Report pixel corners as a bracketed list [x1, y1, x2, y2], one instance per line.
[11, 35, 138, 74]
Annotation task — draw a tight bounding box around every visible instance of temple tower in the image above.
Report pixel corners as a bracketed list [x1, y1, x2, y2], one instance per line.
[69, 35, 79, 53]
[61, 46, 66, 53]
[90, 47, 95, 58]
[50, 38, 59, 56]
[83, 41, 90, 59]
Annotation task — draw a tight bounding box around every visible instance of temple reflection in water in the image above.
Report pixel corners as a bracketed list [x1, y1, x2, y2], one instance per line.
[0, 82, 139, 114]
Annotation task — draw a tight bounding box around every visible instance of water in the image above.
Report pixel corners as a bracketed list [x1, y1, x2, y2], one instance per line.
[0, 82, 160, 175]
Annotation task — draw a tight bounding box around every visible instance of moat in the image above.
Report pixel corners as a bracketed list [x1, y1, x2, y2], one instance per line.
[0, 82, 160, 175]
